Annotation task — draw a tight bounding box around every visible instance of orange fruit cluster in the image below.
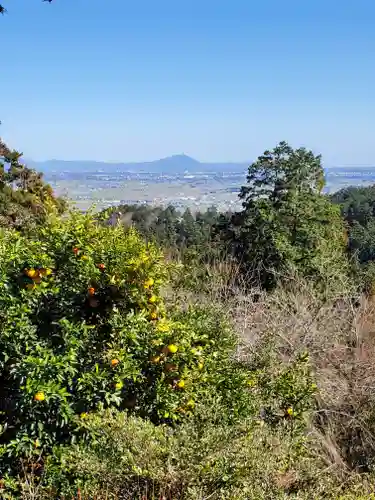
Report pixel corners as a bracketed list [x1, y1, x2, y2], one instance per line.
[24, 267, 52, 290]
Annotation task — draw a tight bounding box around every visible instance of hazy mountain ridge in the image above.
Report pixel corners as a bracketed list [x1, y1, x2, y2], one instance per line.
[27, 154, 249, 175]
[26, 154, 375, 178]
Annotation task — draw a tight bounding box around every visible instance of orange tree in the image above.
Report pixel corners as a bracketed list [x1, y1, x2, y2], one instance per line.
[0, 211, 254, 477]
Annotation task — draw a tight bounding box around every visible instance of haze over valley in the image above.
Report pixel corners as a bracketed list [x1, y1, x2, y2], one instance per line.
[28, 154, 375, 212]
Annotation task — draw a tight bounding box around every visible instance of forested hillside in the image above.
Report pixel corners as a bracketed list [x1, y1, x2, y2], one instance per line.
[101, 142, 375, 296]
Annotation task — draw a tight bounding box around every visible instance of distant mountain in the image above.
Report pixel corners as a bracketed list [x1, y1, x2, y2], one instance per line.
[26, 154, 375, 180]
[26, 154, 249, 175]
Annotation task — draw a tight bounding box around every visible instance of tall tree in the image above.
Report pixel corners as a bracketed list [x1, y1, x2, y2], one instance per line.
[232, 141, 349, 290]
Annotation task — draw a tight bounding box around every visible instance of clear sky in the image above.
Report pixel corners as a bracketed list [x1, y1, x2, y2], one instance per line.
[2, 0, 375, 165]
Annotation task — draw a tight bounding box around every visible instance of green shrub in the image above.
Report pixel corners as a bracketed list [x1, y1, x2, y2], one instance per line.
[0, 211, 243, 476]
[3, 320, 319, 498]
[29, 406, 318, 500]
[0, 209, 324, 498]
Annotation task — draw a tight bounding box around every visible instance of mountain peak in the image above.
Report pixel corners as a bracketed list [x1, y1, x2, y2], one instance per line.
[156, 154, 200, 165]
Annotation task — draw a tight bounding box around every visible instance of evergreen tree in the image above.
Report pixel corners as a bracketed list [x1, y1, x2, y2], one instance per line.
[232, 141, 349, 289]
[331, 185, 375, 226]
[331, 185, 375, 292]
[0, 137, 66, 230]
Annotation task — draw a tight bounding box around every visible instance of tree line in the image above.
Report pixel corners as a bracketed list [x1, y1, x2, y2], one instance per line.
[2, 135, 375, 293]
[101, 141, 375, 294]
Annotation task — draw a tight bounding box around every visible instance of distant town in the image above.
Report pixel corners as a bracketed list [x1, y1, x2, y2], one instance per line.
[29, 155, 375, 212]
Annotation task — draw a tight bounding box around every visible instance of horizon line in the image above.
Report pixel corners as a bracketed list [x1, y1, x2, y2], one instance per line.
[22, 155, 375, 169]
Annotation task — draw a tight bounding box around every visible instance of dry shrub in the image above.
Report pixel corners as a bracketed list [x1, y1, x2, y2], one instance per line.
[219, 275, 375, 484]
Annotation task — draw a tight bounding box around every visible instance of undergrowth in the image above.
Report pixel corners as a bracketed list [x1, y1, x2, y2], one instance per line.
[3, 220, 375, 498]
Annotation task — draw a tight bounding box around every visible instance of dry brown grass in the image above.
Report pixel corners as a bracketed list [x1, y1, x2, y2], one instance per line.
[211, 276, 375, 483]
[146, 262, 375, 496]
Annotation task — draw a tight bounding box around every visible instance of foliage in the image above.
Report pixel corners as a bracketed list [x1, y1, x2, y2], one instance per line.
[1, 134, 374, 498]
[0, 138, 66, 230]
[30, 281, 375, 500]
[230, 141, 350, 290]
[35, 409, 316, 499]
[5, 330, 318, 499]
[99, 204, 233, 292]
[331, 185, 375, 227]
[100, 204, 230, 256]
[331, 185, 375, 291]
[0, 211, 256, 483]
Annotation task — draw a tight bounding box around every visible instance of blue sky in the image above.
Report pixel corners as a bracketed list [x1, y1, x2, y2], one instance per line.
[2, 0, 375, 165]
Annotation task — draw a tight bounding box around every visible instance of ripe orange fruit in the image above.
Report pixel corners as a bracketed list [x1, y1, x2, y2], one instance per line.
[144, 278, 154, 288]
[25, 268, 38, 278]
[73, 247, 79, 255]
[111, 358, 120, 367]
[88, 287, 95, 296]
[34, 392, 45, 402]
[97, 263, 105, 271]
[167, 344, 178, 354]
